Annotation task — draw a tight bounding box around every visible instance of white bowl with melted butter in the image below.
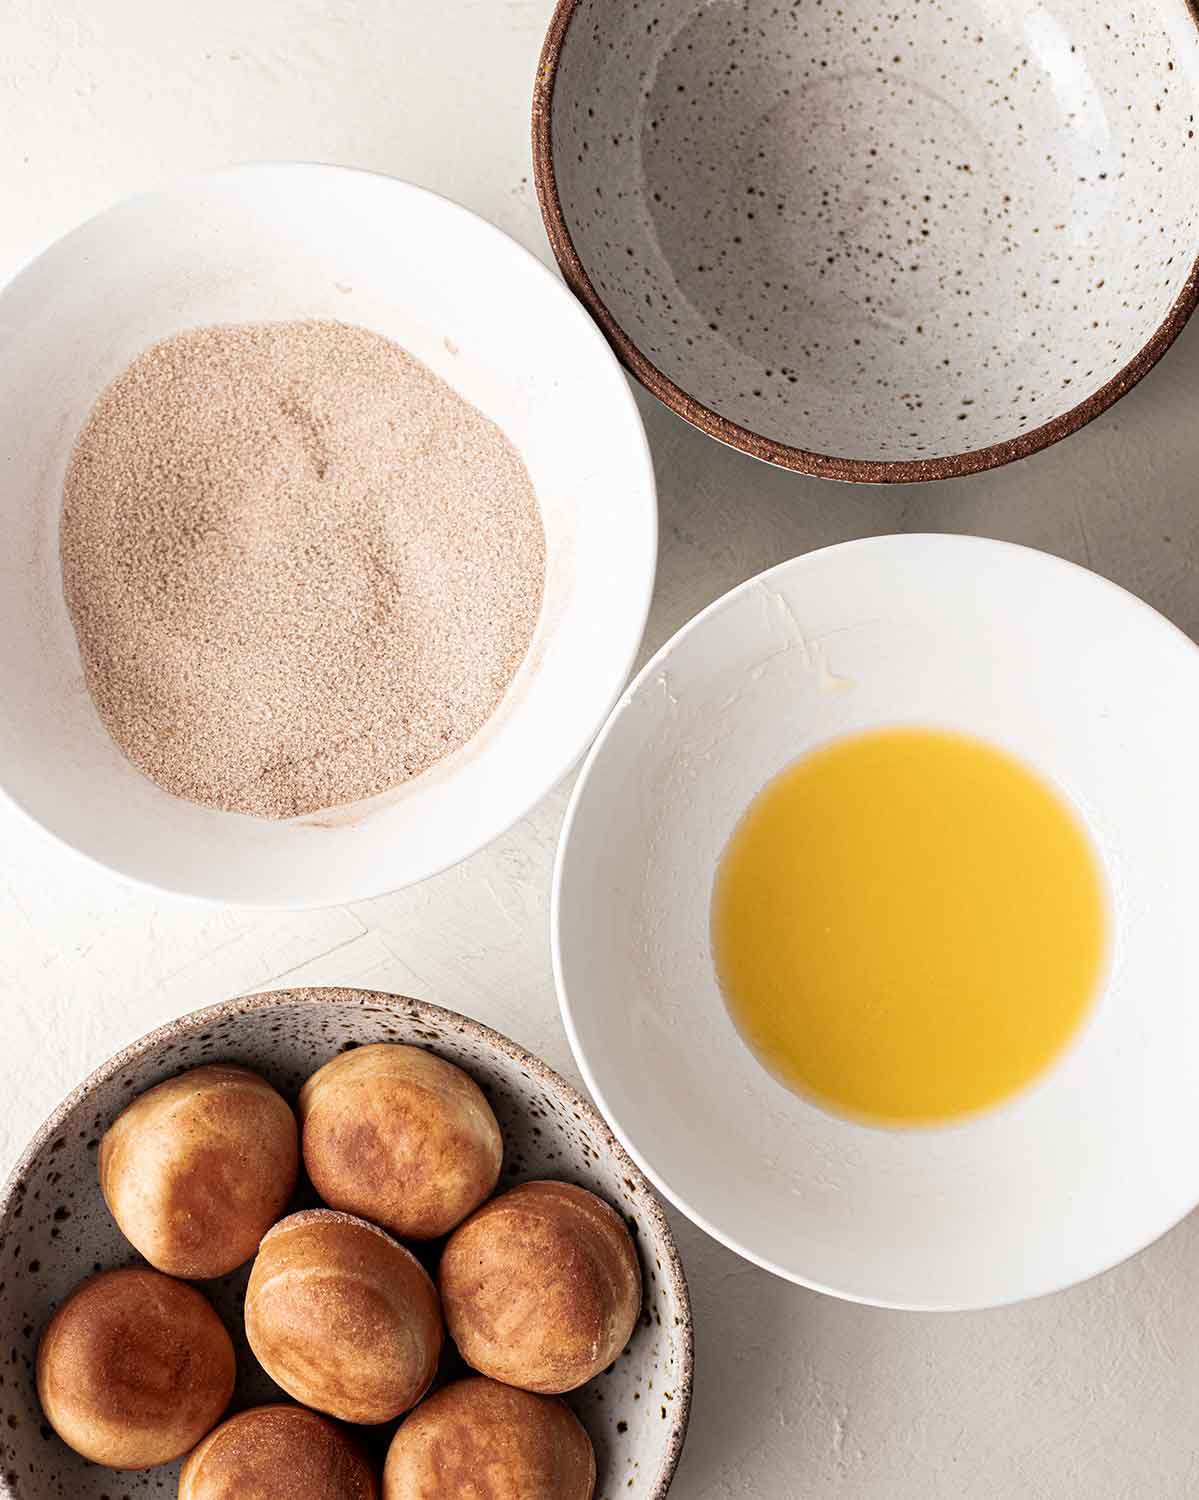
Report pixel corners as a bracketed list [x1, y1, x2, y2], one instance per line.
[554, 534, 1199, 1309]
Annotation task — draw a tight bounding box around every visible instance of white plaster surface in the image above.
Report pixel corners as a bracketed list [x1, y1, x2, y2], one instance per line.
[1, 3, 1198, 1495]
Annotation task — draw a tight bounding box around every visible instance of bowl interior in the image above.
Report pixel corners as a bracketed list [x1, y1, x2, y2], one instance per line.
[546, 0, 1199, 466]
[0, 989, 690, 1499]
[555, 535, 1199, 1309]
[0, 164, 655, 905]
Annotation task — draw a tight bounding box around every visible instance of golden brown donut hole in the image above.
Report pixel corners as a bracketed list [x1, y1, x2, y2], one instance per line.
[244, 1209, 443, 1424]
[439, 1180, 642, 1394]
[382, 1377, 595, 1500]
[98, 1063, 299, 1279]
[36, 1267, 234, 1469]
[179, 1404, 379, 1500]
[298, 1044, 502, 1239]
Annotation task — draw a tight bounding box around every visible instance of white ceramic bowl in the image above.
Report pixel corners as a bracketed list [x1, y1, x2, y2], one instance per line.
[535, 0, 1199, 481]
[0, 988, 693, 1499]
[554, 535, 1199, 1310]
[0, 163, 656, 906]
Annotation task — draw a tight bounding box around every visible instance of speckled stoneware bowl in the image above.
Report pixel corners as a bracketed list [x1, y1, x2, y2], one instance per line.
[534, 0, 1199, 482]
[0, 988, 692, 1500]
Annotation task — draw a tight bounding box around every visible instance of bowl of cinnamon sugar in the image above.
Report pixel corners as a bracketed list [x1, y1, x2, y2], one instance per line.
[0, 163, 657, 906]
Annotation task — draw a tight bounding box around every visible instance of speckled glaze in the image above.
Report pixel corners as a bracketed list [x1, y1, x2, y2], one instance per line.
[0, 989, 692, 1500]
[534, 0, 1199, 481]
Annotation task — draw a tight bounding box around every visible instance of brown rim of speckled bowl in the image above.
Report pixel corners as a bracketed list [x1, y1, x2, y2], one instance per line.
[532, 0, 1199, 485]
[0, 986, 694, 1500]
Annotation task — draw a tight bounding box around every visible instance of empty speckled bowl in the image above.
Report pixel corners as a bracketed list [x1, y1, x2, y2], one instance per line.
[0, 989, 692, 1500]
[534, 0, 1199, 482]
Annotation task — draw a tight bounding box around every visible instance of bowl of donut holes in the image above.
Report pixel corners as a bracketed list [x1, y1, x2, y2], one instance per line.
[0, 988, 692, 1500]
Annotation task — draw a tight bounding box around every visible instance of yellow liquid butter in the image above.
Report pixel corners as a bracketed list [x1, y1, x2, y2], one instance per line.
[711, 728, 1108, 1127]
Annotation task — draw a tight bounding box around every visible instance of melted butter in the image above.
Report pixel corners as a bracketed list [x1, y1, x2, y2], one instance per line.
[711, 727, 1108, 1127]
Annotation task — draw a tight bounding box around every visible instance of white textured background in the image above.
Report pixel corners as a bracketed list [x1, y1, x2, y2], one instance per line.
[2, 3, 1199, 1496]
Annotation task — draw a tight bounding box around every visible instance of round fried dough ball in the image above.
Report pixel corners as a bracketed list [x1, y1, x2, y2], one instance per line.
[382, 1377, 595, 1500]
[439, 1180, 641, 1394]
[298, 1044, 502, 1239]
[98, 1062, 299, 1279]
[244, 1209, 443, 1424]
[179, 1404, 379, 1500]
[36, 1267, 234, 1469]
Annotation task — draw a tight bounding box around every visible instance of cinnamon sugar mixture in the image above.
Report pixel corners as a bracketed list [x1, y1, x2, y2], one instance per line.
[60, 320, 545, 818]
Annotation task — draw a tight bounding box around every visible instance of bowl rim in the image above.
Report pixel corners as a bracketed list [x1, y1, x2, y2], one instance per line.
[551, 534, 1199, 1310]
[0, 160, 658, 910]
[0, 986, 693, 1500]
[531, 0, 1199, 485]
